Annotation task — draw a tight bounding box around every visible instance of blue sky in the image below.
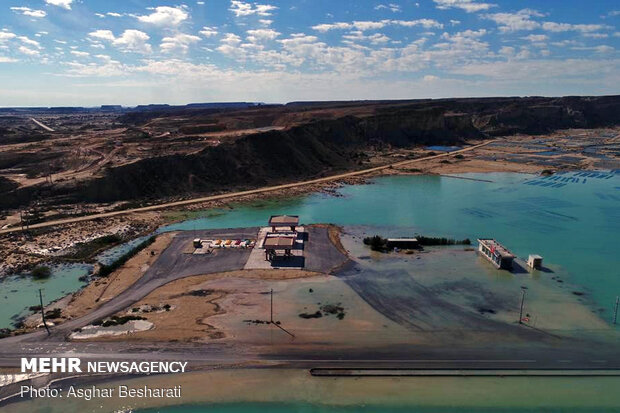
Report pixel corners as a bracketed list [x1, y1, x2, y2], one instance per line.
[0, 0, 618, 106]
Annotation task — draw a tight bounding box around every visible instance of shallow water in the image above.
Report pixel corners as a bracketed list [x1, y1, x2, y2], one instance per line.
[424, 145, 462, 152]
[0, 263, 92, 328]
[162, 172, 620, 322]
[2, 171, 618, 329]
[137, 404, 619, 413]
[95, 235, 153, 265]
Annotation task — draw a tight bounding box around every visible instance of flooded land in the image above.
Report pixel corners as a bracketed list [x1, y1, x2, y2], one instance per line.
[1, 102, 619, 412]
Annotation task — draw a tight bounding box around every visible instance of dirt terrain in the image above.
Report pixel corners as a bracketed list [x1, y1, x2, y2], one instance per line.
[2, 96, 618, 212]
[0, 97, 618, 278]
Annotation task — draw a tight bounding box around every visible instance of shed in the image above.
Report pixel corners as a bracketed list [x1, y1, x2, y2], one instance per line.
[268, 215, 299, 232]
[386, 238, 419, 249]
[527, 254, 543, 269]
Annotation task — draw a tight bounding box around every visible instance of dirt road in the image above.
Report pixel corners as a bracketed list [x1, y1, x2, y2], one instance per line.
[0, 140, 495, 235]
[30, 118, 55, 132]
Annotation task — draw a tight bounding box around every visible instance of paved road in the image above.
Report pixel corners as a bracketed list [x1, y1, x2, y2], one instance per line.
[0, 140, 496, 235]
[304, 226, 349, 273]
[0, 336, 618, 369]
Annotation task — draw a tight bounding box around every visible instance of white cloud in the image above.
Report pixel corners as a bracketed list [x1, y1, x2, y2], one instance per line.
[70, 50, 90, 57]
[220, 33, 242, 46]
[0, 56, 18, 63]
[18, 36, 42, 49]
[89, 30, 152, 54]
[343, 31, 391, 45]
[313, 22, 354, 32]
[313, 19, 443, 33]
[499, 46, 515, 56]
[375, 4, 401, 13]
[161, 33, 201, 53]
[542, 22, 611, 33]
[18, 46, 40, 56]
[583, 33, 608, 39]
[229, 1, 277, 17]
[483, 9, 544, 32]
[522, 34, 548, 42]
[107, 12, 122, 17]
[0, 32, 17, 42]
[247, 28, 280, 42]
[594, 45, 614, 53]
[45, 0, 73, 10]
[137, 6, 188, 26]
[10, 7, 47, 18]
[200, 27, 218, 38]
[433, 0, 496, 13]
[572, 45, 615, 54]
[395, 19, 443, 29]
[113, 30, 152, 54]
[89, 30, 116, 42]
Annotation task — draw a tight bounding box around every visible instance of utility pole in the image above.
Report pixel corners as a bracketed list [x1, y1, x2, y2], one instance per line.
[39, 289, 50, 336]
[518, 289, 526, 324]
[613, 296, 619, 325]
[267, 288, 294, 338]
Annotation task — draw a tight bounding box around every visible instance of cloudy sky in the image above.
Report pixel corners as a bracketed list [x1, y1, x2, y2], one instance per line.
[0, 0, 619, 106]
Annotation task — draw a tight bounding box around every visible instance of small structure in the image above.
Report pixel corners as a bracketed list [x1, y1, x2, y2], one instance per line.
[264, 236, 295, 261]
[527, 254, 543, 269]
[193, 238, 202, 248]
[477, 239, 515, 270]
[386, 238, 419, 249]
[268, 215, 299, 232]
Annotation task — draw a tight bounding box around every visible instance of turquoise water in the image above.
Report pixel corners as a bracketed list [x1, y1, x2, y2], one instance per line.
[424, 145, 462, 152]
[137, 403, 619, 413]
[2, 171, 618, 330]
[161, 172, 620, 320]
[0, 234, 149, 328]
[0, 263, 92, 328]
[96, 235, 153, 265]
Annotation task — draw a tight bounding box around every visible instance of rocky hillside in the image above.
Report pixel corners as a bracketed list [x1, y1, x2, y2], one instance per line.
[1, 95, 618, 209]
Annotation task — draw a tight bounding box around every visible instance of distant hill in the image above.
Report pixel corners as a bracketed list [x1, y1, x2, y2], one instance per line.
[1, 95, 618, 209]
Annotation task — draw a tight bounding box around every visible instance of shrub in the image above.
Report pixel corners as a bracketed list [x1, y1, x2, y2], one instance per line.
[363, 235, 388, 252]
[31, 266, 52, 279]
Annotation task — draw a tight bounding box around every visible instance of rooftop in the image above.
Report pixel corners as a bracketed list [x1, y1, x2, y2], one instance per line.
[269, 215, 300, 226]
[478, 239, 515, 259]
[263, 236, 295, 249]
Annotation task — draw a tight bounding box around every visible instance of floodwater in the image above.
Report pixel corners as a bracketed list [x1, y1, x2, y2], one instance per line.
[0, 263, 92, 328]
[3, 171, 620, 412]
[3, 369, 620, 413]
[162, 171, 620, 322]
[138, 404, 620, 413]
[2, 171, 618, 329]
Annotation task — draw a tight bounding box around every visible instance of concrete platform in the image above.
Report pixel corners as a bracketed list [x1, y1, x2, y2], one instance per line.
[245, 226, 305, 270]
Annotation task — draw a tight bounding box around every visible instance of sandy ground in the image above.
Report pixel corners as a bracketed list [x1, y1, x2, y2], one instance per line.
[85, 269, 327, 343]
